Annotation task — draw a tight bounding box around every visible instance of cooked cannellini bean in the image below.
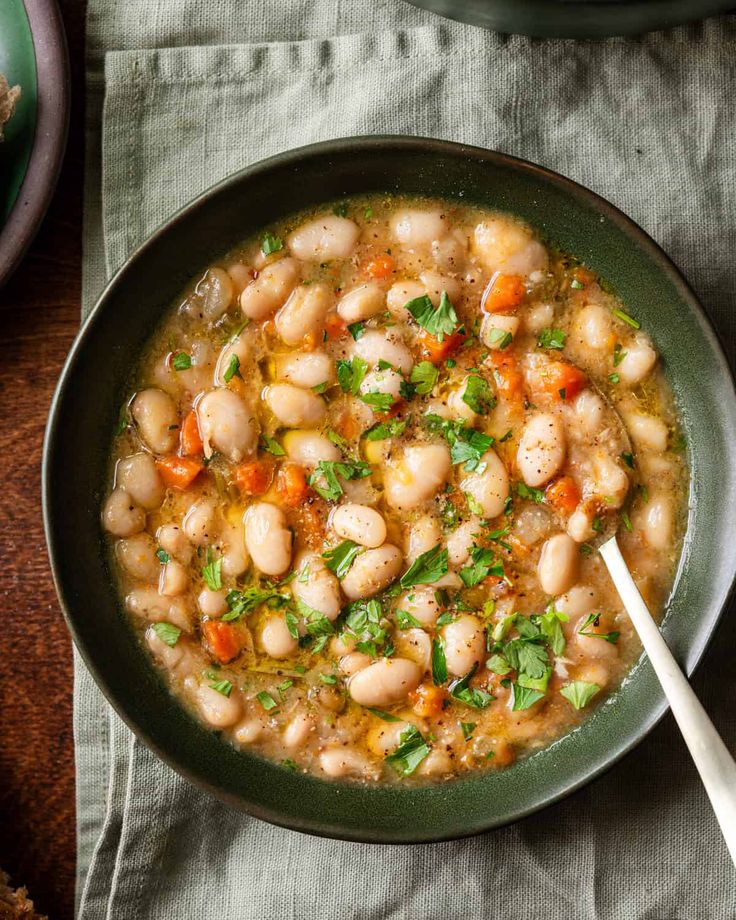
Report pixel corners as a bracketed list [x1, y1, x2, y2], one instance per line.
[567, 509, 595, 543]
[197, 388, 257, 461]
[159, 559, 189, 596]
[292, 552, 342, 621]
[190, 681, 242, 728]
[244, 502, 292, 576]
[538, 533, 579, 596]
[366, 720, 412, 757]
[394, 628, 431, 672]
[481, 314, 520, 350]
[418, 749, 453, 777]
[331, 503, 387, 548]
[360, 368, 403, 401]
[384, 443, 451, 509]
[348, 657, 421, 707]
[259, 614, 298, 659]
[283, 712, 314, 750]
[340, 544, 403, 599]
[517, 413, 566, 487]
[116, 533, 160, 582]
[276, 350, 334, 389]
[442, 615, 485, 677]
[337, 282, 385, 323]
[126, 588, 192, 631]
[575, 304, 612, 350]
[431, 229, 467, 271]
[419, 270, 461, 306]
[182, 499, 218, 545]
[575, 661, 611, 690]
[624, 411, 668, 453]
[592, 452, 629, 508]
[460, 450, 510, 518]
[214, 332, 251, 386]
[473, 218, 548, 276]
[339, 652, 373, 676]
[131, 388, 178, 454]
[395, 587, 441, 628]
[637, 493, 673, 550]
[574, 389, 605, 437]
[330, 634, 356, 657]
[115, 453, 164, 510]
[198, 588, 228, 618]
[386, 280, 424, 321]
[145, 625, 192, 672]
[191, 267, 234, 321]
[226, 262, 251, 295]
[617, 335, 657, 385]
[406, 514, 441, 563]
[283, 430, 340, 468]
[391, 209, 447, 248]
[556, 584, 598, 629]
[275, 282, 332, 347]
[240, 257, 298, 320]
[569, 616, 620, 662]
[156, 524, 192, 564]
[446, 517, 483, 567]
[524, 301, 555, 334]
[102, 488, 145, 537]
[353, 330, 413, 375]
[264, 384, 326, 428]
[319, 746, 375, 779]
[220, 519, 249, 577]
[234, 718, 265, 745]
[514, 504, 553, 546]
[287, 215, 360, 261]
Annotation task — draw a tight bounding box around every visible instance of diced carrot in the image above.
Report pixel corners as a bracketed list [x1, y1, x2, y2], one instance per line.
[156, 455, 203, 491]
[540, 362, 588, 401]
[297, 501, 326, 547]
[276, 462, 310, 507]
[202, 620, 242, 664]
[572, 266, 596, 287]
[335, 410, 360, 441]
[483, 273, 526, 314]
[179, 409, 203, 457]
[233, 460, 273, 496]
[418, 329, 464, 365]
[409, 683, 446, 718]
[544, 475, 581, 514]
[325, 313, 347, 341]
[487, 350, 525, 400]
[362, 253, 395, 279]
[303, 330, 320, 351]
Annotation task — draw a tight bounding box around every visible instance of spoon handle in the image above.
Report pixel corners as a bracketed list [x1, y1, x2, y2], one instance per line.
[600, 535, 736, 867]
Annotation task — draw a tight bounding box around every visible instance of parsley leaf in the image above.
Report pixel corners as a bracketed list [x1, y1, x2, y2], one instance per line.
[485, 328, 513, 349]
[348, 321, 365, 341]
[359, 391, 395, 413]
[363, 417, 408, 441]
[260, 434, 285, 456]
[538, 328, 567, 350]
[308, 459, 372, 502]
[261, 233, 283, 255]
[256, 691, 278, 711]
[536, 603, 569, 656]
[222, 585, 290, 621]
[612, 308, 641, 330]
[516, 482, 545, 503]
[172, 352, 192, 371]
[410, 361, 439, 396]
[450, 429, 494, 471]
[333, 202, 348, 217]
[511, 684, 545, 710]
[367, 707, 401, 722]
[152, 622, 181, 647]
[385, 725, 431, 776]
[578, 613, 620, 644]
[406, 291, 458, 342]
[209, 679, 233, 697]
[156, 548, 170, 564]
[504, 638, 549, 680]
[223, 353, 242, 383]
[462, 375, 496, 415]
[560, 681, 600, 709]
[322, 540, 361, 578]
[449, 664, 494, 709]
[486, 653, 511, 676]
[201, 549, 222, 591]
[459, 545, 504, 588]
[461, 721, 476, 741]
[431, 638, 448, 685]
[395, 608, 422, 630]
[336, 357, 367, 394]
[400, 544, 448, 588]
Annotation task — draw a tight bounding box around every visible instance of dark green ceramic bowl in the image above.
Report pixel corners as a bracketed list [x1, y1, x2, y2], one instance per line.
[43, 137, 736, 842]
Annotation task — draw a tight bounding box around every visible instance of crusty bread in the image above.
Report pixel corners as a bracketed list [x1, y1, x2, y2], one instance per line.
[0, 870, 47, 920]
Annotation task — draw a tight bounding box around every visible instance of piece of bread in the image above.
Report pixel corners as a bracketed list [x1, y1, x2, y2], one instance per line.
[0, 74, 21, 142]
[0, 870, 47, 920]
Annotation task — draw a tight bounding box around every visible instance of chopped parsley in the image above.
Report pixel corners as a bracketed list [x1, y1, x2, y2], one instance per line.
[260, 434, 285, 457]
[406, 291, 458, 342]
[222, 584, 290, 621]
[364, 207, 373, 220]
[511, 684, 545, 710]
[152, 622, 180, 647]
[322, 540, 361, 578]
[462, 375, 496, 415]
[201, 549, 222, 591]
[256, 691, 279, 711]
[223, 353, 242, 383]
[308, 459, 372, 501]
[114, 406, 129, 436]
[620, 451, 635, 469]
[486, 653, 511, 676]
[172, 352, 192, 371]
[326, 428, 350, 453]
[570, 278, 585, 290]
[209, 679, 233, 697]
[449, 664, 494, 709]
[336, 356, 367, 394]
[347, 321, 365, 341]
[367, 708, 401, 722]
[613, 342, 627, 366]
[485, 328, 513, 349]
[516, 482, 545, 503]
[359, 391, 395, 413]
[460, 721, 476, 741]
[156, 548, 170, 564]
[410, 361, 439, 395]
[395, 608, 422, 630]
[400, 544, 448, 588]
[608, 373, 620, 385]
[560, 681, 600, 710]
[319, 673, 338, 685]
[333, 202, 348, 217]
[363, 416, 408, 441]
[424, 415, 494, 472]
[261, 233, 283, 255]
[538, 328, 567, 350]
[385, 725, 431, 776]
[459, 546, 504, 588]
[612, 308, 641, 330]
[578, 613, 620, 644]
[431, 638, 448, 685]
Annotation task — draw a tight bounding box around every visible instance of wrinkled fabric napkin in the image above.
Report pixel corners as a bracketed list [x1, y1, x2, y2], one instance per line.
[79, 3, 736, 917]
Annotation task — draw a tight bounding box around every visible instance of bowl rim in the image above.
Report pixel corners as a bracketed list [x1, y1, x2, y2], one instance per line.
[43, 135, 736, 843]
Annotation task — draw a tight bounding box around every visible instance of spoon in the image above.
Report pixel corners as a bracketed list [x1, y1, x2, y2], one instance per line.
[600, 535, 736, 866]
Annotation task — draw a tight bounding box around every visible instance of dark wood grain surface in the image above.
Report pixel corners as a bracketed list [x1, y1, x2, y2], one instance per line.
[0, 2, 84, 917]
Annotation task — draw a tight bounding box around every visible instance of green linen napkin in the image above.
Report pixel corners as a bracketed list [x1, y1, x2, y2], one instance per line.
[79, 5, 736, 917]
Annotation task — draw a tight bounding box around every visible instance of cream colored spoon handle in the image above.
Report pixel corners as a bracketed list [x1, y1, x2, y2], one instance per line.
[600, 535, 736, 867]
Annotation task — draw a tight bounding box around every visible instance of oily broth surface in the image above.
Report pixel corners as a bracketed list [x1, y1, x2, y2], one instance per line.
[103, 195, 687, 784]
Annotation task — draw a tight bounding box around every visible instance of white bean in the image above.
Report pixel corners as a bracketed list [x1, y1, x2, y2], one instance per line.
[481, 314, 520, 350]
[191, 267, 234, 321]
[446, 517, 483, 567]
[395, 588, 441, 628]
[360, 368, 403, 401]
[366, 720, 412, 757]
[126, 587, 193, 631]
[283, 712, 314, 751]
[567, 509, 595, 543]
[394, 628, 431, 672]
[244, 502, 292, 576]
[618, 336, 657, 385]
[264, 383, 326, 428]
[275, 282, 332, 346]
[156, 524, 192, 564]
[513, 504, 553, 546]
[638, 493, 673, 550]
[214, 332, 251, 387]
[159, 559, 189, 596]
[348, 657, 421, 707]
[259, 614, 298, 659]
[182, 499, 218, 546]
[575, 304, 612, 350]
[337, 283, 385, 323]
[384, 443, 451, 510]
[624, 411, 668, 453]
[191, 681, 242, 728]
[391, 209, 447, 248]
[406, 514, 441, 563]
[277, 351, 334, 389]
[442, 614, 485, 677]
[283, 430, 340, 469]
[340, 544, 403, 599]
[569, 616, 620, 663]
[115, 453, 165, 510]
[419, 270, 461, 306]
[431, 229, 467, 271]
[517, 413, 566, 487]
[460, 450, 510, 518]
[592, 452, 629, 508]
[102, 488, 145, 537]
[538, 533, 579, 596]
[556, 584, 598, 632]
[331, 503, 387, 548]
[220, 519, 249, 578]
[131, 388, 178, 454]
[524, 302, 555, 334]
[197, 388, 257, 461]
[574, 389, 605, 437]
[473, 218, 548, 276]
[287, 215, 360, 261]
[353, 330, 413, 375]
[115, 533, 160, 582]
[226, 262, 251, 295]
[240, 257, 298, 320]
[319, 746, 375, 779]
[198, 588, 228, 618]
[339, 652, 373, 676]
[234, 718, 265, 745]
[145, 625, 192, 672]
[386, 280, 423, 321]
[447, 376, 481, 423]
[418, 749, 453, 778]
[292, 552, 342, 621]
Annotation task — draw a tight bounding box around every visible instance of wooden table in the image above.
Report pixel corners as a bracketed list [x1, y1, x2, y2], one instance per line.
[0, 2, 83, 916]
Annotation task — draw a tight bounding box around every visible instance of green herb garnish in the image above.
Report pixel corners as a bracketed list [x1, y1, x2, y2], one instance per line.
[172, 352, 192, 371]
[400, 544, 448, 588]
[406, 291, 458, 342]
[152, 622, 181, 647]
[261, 233, 283, 255]
[322, 540, 361, 578]
[538, 328, 567, 350]
[560, 681, 600, 710]
[410, 361, 439, 396]
[385, 725, 431, 776]
[431, 638, 448, 685]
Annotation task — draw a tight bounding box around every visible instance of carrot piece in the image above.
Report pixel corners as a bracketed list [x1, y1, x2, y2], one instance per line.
[488, 350, 525, 399]
[541, 362, 588, 402]
[362, 253, 395, 279]
[156, 455, 203, 490]
[325, 313, 347, 341]
[233, 460, 273, 496]
[179, 409, 203, 457]
[202, 620, 242, 664]
[483, 273, 526, 314]
[544, 475, 581, 514]
[276, 462, 310, 507]
[418, 329, 464, 365]
[297, 502, 326, 547]
[572, 266, 596, 288]
[410, 684, 446, 718]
